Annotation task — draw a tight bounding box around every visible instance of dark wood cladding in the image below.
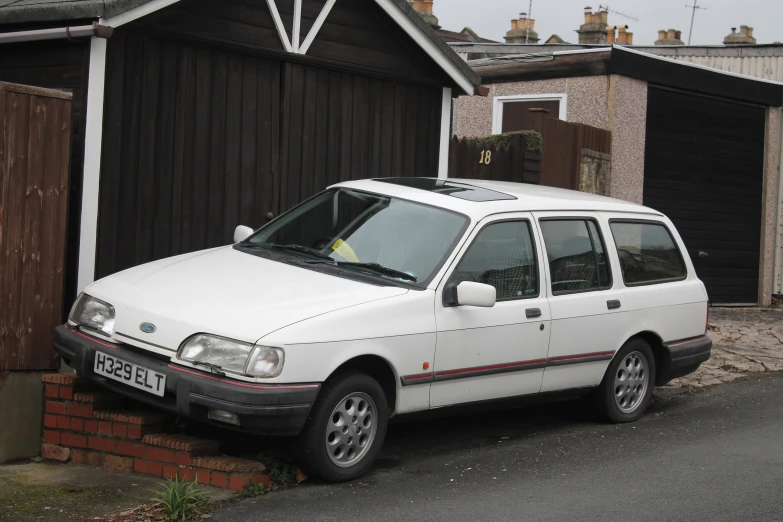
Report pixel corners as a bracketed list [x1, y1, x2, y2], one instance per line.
[279, 62, 442, 210]
[0, 40, 89, 313]
[448, 135, 540, 184]
[643, 87, 765, 304]
[0, 83, 72, 371]
[96, 29, 443, 278]
[96, 31, 283, 278]
[132, 0, 450, 87]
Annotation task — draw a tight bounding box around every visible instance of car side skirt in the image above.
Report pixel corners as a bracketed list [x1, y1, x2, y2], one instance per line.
[400, 351, 615, 386]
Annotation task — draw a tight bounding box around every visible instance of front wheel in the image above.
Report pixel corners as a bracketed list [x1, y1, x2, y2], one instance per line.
[294, 371, 388, 482]
[593, 338, 655, 423]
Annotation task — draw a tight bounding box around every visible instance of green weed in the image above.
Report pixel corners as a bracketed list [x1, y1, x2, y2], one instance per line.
[150, 477, 208, 521]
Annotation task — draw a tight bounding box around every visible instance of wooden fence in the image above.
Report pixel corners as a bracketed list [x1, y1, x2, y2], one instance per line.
[0, 83, 72, 371]
[539, 117, 612, 190]
[448, 134, 541, 183]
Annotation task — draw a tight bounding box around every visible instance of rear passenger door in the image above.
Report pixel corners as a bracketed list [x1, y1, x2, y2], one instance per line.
[533, 212, 629, 392]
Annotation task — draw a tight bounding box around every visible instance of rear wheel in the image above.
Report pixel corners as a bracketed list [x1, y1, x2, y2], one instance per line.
[593, 338, 655, 423]
[294, 371, 388, 482]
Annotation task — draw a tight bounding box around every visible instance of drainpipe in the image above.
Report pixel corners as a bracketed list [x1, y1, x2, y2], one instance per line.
[774, 107, 783, 298]
[0, 23, 113, 43]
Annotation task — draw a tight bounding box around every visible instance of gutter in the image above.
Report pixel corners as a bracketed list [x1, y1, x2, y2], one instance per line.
[774, 106, 783, 295]
[0, 22, 113, 44]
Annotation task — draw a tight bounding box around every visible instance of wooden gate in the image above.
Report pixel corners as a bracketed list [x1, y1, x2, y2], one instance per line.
[448, 133, 541, 183]
[539, 117, 612, 191]
[0, 83, 72, 371]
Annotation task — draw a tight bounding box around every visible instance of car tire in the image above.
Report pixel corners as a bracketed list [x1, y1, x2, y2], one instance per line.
[593, 338, 656, 423]
[294, 371, 388, 482]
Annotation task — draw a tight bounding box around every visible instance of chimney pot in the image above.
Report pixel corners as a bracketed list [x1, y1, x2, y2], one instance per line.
[731, 27, 736, 34]
[585, 12, 594, 24]
[747, 27, 754, 37]
[667, 28, 676, 40]
[601, 10, 608, 24]
[626, 32, 633, 45]
[617, 25, 627, 44]
[675, 30, 682, 40]
[511, 19, 518, 30]
[528, 18, 535, 31]
[606, 26, 616, 43]
[658, 30, 666, 40]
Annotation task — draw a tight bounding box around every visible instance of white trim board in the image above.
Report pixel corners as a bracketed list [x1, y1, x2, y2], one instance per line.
[491, 93, 568, 135]
[438, 87, 453, 179]
[77, 37, 108, 293]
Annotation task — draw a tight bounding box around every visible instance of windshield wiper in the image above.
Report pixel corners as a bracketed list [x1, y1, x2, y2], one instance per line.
[241, 243, 334, 261]
[306, 260, 417, 282]
[190, 361, 226, 377]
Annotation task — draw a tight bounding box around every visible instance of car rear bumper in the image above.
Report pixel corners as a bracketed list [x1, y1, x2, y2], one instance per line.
[53, 325, 320, 436]
[656, 335, 712, 385]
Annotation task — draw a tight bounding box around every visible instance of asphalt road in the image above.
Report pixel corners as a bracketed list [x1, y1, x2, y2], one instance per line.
[216, 374, 783, 522]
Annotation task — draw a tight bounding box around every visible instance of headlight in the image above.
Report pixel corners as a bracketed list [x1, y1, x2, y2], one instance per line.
[177, 334, 284, 378]
[69, 293, 115, 337]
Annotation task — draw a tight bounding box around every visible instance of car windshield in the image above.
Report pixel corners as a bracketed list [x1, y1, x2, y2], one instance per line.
[242, 188, 468, 286]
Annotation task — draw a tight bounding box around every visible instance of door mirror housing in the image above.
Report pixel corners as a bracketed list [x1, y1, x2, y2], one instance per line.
[233, 225, 254, 243]
[444, 282, 496, 308]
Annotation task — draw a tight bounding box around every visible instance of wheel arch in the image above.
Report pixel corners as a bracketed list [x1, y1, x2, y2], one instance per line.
[623, 330, 666, 385]
[326, 354, 398, 413]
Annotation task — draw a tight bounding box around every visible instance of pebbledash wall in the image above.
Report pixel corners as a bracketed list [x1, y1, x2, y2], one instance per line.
[452, 74, 782, 305]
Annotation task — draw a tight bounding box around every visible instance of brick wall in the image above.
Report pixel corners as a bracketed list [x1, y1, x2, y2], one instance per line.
[40, 373, 285, 490]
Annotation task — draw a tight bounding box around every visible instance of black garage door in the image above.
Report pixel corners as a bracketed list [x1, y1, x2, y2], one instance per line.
[643, 87, 766, 304]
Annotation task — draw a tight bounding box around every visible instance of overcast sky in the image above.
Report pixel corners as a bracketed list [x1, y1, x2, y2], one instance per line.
[435, 0, 782, 46]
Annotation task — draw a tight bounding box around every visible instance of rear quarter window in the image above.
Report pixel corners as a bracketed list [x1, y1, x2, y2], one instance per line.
[609, 221, 687, 285]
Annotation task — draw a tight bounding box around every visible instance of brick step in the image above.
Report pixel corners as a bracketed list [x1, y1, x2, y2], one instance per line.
[39, 372, 287, 491]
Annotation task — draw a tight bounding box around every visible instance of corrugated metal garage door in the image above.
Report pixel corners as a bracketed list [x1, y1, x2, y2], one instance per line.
[643, 86, 766, 305]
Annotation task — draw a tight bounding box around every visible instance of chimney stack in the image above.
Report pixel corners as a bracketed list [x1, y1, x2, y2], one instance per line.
[577, 5, 610, 44]
[504, 12, 540, 43]
[655, 28, 684, 45]
[724, 25, 756, 45]
[408, 0, 439, 28]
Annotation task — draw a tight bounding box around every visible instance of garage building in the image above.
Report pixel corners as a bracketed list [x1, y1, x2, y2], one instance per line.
[0, 0, 479, 308]
[453, 46, 782, 305]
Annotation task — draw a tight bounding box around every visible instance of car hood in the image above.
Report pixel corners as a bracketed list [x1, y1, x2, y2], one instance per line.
[85, 246, 408, 350]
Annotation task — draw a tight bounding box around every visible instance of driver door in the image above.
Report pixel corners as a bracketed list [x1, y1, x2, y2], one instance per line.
[430, 214, 551, 408]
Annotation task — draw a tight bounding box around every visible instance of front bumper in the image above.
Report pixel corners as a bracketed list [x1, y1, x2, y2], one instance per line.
[54, 325, 320, 436]
[656, 335, 713, 385]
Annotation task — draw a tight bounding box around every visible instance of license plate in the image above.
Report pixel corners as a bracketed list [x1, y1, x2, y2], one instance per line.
[93, 352, 166, 397]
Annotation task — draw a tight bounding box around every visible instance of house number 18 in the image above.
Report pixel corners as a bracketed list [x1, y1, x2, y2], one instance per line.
[479, 150, 492, 165]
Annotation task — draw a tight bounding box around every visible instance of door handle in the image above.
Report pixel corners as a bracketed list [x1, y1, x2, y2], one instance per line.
[525, 308, 542, 318]
[607, 300, 621, 310]
[698, 250, 708, 258]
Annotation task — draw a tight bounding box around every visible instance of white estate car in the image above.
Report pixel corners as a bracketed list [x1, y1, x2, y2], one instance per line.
[55, 178, 711, 482]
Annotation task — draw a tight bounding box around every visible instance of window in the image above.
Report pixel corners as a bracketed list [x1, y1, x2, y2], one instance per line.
[539, 219, 612, 295]
[609, 221, 687, 285]
[449, 221, 539, 301]
[244, 188, 468, 287]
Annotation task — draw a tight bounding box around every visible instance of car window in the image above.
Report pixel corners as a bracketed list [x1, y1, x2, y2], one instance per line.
[245, 188, 468, 287]
[539, 219, 613, 295]
[449, 220, 539, 301]
[609, 221, 687, 285]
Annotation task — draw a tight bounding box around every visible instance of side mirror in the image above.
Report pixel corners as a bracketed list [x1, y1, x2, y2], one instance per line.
[443, 282, 496, 308]
[233, 225, 254, 243]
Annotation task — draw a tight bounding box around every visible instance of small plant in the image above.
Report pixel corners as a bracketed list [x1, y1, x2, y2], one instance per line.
[266, 460, 298, 485]
[244, 480, 266, 496]
[151, 477, 208, 521]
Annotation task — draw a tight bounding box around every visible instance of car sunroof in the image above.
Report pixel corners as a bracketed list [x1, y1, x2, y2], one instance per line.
[374, 178, 516, 202]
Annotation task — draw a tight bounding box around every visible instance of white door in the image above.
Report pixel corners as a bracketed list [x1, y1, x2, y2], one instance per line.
[430, 214, 551, 408]
[533, 212, 629, 393]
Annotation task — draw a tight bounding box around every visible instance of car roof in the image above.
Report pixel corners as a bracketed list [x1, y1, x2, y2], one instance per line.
[330, 178, 661, 220]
